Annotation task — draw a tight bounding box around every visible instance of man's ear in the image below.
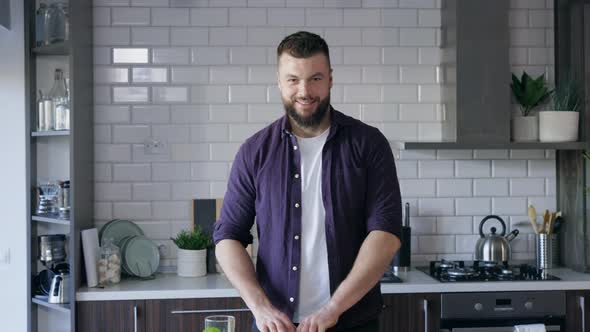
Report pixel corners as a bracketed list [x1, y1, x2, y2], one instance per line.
[276, 71, 282, 91]
[329, 68, 333, 89]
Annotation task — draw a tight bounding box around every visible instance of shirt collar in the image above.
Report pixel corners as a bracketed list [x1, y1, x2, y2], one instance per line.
[280, 106, 354, 141]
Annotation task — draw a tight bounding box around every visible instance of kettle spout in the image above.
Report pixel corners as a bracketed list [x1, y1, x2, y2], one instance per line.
[505, 229, 519, 242]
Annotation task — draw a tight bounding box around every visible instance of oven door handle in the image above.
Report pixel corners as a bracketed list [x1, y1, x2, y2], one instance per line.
[423, 298, 428, 332]
[580, 295, 586, 332]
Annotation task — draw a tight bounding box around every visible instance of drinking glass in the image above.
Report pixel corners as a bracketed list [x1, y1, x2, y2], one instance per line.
[204, 315, 235, 332]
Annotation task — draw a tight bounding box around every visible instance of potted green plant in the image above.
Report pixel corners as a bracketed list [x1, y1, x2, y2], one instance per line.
[510, 72, 552, 142]
[171, 226, 212, 277]
[539, 75, 581, 142]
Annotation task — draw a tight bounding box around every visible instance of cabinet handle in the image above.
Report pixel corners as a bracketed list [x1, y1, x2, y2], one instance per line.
[133, 305, 138, 332]
[423, 299, 428, 332]
[171, 308, 251, 314]
[581, 295, 586, 332]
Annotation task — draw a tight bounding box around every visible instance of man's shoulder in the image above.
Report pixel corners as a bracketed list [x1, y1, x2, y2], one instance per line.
[242, 117, 283, 149]
[334, 110, 384, 142]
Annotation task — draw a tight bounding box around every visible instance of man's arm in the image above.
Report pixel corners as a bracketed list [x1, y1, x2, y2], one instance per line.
[296, 231, 400, 332]
[216, 239, 295, 332]
[214, 142, 296, 332]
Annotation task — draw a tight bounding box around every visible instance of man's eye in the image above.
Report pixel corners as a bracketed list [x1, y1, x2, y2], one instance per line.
[313, 77, 322, 81]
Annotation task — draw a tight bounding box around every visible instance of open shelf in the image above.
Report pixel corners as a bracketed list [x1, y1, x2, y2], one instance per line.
[32, 42, 70, 56]
[32, 215, 70, 226]
[31, 130, 70, 137]
[398, 141, 588, 150]
[32, 297, 71, 314]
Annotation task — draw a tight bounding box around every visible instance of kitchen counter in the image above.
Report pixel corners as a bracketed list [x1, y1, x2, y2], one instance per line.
[76, 268, 590, 301]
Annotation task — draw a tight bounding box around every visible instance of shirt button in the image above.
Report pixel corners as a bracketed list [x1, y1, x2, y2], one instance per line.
[295, 203, 300, 208]
[292, 266, 298, 271]
[293, 146, 298, 150]
[294, 173, 300, 179]
[289, 297, 295, 302]
[294, 235, 300, 240]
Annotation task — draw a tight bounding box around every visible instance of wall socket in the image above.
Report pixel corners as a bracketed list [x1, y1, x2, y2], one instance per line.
[144, 137, 168, 155]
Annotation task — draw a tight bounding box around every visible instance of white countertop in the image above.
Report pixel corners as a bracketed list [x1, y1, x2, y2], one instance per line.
[76, 268, 590, 302]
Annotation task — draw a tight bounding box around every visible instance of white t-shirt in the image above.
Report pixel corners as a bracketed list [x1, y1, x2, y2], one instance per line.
[293, 127, 331, 323]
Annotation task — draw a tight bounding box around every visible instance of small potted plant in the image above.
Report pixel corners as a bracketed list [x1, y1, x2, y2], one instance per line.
[539, 75, 581, 142]
[171, 226, 212, 277]
[510, 72, 552, 142]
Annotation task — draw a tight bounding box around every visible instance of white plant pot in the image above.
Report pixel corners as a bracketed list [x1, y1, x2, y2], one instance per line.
[539, 111, 579, 142]
[511, 116, 538, 142]
[177, 248, 207, 277]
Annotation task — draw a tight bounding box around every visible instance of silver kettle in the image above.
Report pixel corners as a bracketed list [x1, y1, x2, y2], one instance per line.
[474, 215, 519, 263]
[48, 271, 70, 304]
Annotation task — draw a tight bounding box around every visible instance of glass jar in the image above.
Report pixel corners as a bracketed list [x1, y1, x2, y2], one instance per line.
[44, 2, 68, 44]
[98, 238, 121, 285]
[35, 3, 48, 46]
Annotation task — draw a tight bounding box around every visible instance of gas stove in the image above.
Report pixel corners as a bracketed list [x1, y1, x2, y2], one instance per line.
[417, 260, 560, 282]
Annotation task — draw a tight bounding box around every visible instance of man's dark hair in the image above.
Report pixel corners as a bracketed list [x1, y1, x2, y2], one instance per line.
[277, 31, 331, 66]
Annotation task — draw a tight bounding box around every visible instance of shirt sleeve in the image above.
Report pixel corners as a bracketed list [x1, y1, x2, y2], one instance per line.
[364, 129, 402, 239]
[213, 142, 256, 247]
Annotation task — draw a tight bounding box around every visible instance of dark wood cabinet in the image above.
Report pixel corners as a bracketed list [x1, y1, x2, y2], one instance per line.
[380, 293, 440, 332]
[76, 300, 146, 332]
[145, 297, 253, 332]
[566, 290, 590, 332]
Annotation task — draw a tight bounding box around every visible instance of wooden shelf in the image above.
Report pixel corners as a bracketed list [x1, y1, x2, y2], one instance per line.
[32, 215, 70, 226]
[31, 130, 70, 137]
[32, 297, 70, 314]
[32, 42, 70, 56]
[398, 141, 588, 150]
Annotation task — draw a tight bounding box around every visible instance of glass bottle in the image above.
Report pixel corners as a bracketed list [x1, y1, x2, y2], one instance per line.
[37, 89, 54, 131]
[35, 3, 48, 47]
[98, 238, 121, 285]
[49, 69, 70, 131]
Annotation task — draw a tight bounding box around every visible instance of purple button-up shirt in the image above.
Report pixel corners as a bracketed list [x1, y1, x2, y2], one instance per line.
[213, 108, 402, 330]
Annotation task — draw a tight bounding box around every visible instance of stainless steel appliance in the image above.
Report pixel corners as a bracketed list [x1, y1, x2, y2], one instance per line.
[418, 260, 560, 282]
[48, 271, 70, 304]
[440, 291, 565, 331]
[38, 234, 67, 267]
[474, 215, 519, 264]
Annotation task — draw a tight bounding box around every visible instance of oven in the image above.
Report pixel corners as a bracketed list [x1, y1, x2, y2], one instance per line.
[439, 291, 566, 332]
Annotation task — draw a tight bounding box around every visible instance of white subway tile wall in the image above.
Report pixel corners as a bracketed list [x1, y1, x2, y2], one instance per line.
[93, 0, 555, 266]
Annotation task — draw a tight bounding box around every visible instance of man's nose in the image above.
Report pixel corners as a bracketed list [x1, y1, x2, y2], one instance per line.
[297, 82, 312, 97]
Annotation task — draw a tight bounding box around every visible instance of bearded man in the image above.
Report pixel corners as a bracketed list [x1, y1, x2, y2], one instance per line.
[214, 31, 402, 332]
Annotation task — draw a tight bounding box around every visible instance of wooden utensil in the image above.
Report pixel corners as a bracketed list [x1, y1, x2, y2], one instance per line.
[528, 205, 539, 234]
[542, 209, 550, 234]
[547, 212, 557, 234]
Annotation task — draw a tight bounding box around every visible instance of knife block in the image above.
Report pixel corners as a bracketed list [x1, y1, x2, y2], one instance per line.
[391, 226, 411, 272]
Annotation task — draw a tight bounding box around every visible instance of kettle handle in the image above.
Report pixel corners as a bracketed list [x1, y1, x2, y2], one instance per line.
[479, 215, 506, 237]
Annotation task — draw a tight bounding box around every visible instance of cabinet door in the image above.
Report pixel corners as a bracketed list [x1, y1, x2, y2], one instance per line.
[380, 293, 440, 332]
[76, 300, 146, 332]
[379, 294, 412, 332]
[146, 298, 253, 332]
[409, 293, 440, 332]
[566, 290, 590, 332]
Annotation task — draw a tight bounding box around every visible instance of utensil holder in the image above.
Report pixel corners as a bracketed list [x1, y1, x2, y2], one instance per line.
[535, 233, 559, 269]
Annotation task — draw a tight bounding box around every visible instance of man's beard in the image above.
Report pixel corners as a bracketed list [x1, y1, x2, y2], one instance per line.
[283, 95, 331, 129]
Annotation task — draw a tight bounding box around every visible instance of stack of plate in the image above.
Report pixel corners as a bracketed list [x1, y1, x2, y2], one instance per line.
[99, 219, 160, 278]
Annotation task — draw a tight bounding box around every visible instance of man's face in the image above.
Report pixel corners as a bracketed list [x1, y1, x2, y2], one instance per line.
[277, 52, 333, 128]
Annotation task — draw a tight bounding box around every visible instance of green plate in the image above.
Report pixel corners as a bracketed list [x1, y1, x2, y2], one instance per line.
[118, 236, 135, 276]
[124, 236, 160, 278]
[99, 219, 144, 248]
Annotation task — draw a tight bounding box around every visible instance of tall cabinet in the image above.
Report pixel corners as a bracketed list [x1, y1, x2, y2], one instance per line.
[25, 0, 93, 331]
